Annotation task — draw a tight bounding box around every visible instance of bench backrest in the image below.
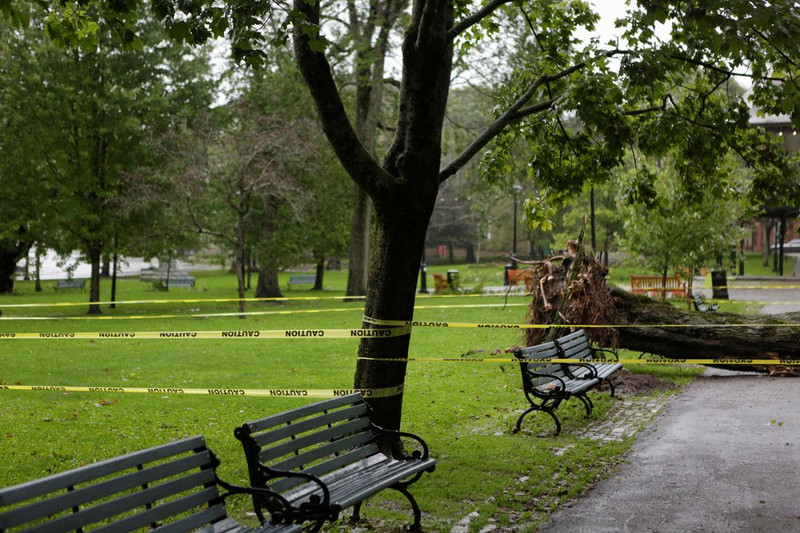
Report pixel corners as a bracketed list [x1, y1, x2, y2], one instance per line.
[0, 436, 229, 533]
[514, 342, 567, 389]
[235, 394, 378, 495]
[553, 329, 593, 361]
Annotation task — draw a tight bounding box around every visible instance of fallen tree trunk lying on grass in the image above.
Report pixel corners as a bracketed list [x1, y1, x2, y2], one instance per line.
[520, 240, 800, 376]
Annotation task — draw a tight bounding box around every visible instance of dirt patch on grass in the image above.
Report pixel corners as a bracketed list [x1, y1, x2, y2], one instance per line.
[602, 368, 678, 396]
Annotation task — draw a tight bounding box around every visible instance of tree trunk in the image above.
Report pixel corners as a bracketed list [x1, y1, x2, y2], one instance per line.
[87, 244, 102, 315]
[346, 185, 371, 297]
[255, 264, 283, 298]
[353, 188, 438, 432]
[313, 254, 325, 291]
[610, 287, 800, 375]
[465, 243, 476, 263]
[762, 218, 772, 268]
[0, 241, 20, 294]
[522, 248, 800, 376]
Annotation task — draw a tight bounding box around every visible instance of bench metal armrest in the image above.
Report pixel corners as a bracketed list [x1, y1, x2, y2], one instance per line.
[526, 370, 568, 393]
[215, 476, 298, 526]
[262, 469, 333, 514]
[562, 361, 599, 379]
[370, 423, 431, 461]
[590, 346, 619, 361]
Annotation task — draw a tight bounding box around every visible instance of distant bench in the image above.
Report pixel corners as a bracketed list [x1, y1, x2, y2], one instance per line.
[235, 393, 436, 531]
[513, 329, 621, 435]
[153, 276, 196, 289]
[505, 268, 535, 289]
[54, 278, 85, 291]
[287, 274, 315, 288]
[630, 274, 686, 299]
[163, 276, 195, 288]
[0, 435, 301, 533]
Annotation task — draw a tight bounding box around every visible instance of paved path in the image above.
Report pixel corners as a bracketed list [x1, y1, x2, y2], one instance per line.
[536, 368, 800, 532]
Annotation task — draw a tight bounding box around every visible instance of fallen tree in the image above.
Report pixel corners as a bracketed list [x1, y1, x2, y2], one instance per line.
[520, 241, 800, 376]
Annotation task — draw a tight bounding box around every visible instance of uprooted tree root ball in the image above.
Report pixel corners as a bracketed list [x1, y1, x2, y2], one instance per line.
[511, 239, 800, 376]
[520, 240, 619, 349]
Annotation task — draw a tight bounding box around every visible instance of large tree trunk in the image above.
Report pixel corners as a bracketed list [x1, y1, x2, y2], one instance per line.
[610, 287, 800, 375]
[353, 188, 438, 433]
[255, 264, 283, 298]
[521, 244, 800, 376]
[345, 186, 371, 297]
[0, 231, 31, 294]
[87, 243, 102, 315]
[293, 0, 452, 436]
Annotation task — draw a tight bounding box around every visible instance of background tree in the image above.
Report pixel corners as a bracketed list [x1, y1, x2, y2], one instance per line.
[0, 5, 214, 311]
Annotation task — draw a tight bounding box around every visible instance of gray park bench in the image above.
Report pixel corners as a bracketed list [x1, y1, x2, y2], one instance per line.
[234, 393, 436, 531]
[553, 329, 622, 395]
[54, 279, 85, 291]
[164, 276, 196, 288]
[692, 293, 719, 312]
[286, 274, 315, 288]
[513, 330, 620, 436]
[0, 435, 302, 533]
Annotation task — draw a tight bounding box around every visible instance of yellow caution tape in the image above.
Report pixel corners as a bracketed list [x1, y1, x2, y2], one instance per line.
[357, 357, 800, 365]
[0, 302, 528, 321]
[0, 291, 530, 309]
[0, 325, 411, 340]
[363, 316, 800, 329]
[0, 384, 404, 398]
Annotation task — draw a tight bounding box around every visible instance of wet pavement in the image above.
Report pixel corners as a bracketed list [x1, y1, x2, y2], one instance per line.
[535, 277, 800, 532]
[536, 369, 800, 532]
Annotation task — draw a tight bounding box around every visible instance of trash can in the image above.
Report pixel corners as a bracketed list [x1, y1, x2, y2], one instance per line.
[504, 264, 514, 286]
[446, 269, 460, 290]
[711, 270, 729, 300]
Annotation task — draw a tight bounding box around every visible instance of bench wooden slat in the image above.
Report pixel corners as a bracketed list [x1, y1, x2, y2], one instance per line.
[271, 444, 380, 495]
[0, 436, 207, 506]
[3, 457, 214, 529]
[2, 453, 213, 527]
[244, 395, 365, 434]
[257, 417, 373, 466]
[249, 404, 368, 448]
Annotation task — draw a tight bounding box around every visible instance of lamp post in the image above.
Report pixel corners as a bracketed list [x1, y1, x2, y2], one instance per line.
[512, 183, 523, 268]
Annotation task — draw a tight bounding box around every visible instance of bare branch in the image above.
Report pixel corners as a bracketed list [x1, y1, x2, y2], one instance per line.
[448, 0, 516, 40]
[439, 50, 625, 182]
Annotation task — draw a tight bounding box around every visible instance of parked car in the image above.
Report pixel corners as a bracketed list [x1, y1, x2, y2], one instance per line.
[770, 238, 800, 253]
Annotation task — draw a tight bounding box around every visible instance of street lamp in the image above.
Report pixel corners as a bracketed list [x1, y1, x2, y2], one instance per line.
[512, 183, 523, 268]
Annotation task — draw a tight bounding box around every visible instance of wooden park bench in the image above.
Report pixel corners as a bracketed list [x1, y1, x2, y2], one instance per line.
[164, 276, 196, 289]
[553, 329, 622, 396]
[630, 274, 686, 299]
[505, 268, 535, 290]
[692, 293, 719, 313]
[54, 279, 85, 291]
[513, 331, 620, 436]
[234, 393, 436, 531]
[287, 274, 316, 288]
[0, 435, 302, 533]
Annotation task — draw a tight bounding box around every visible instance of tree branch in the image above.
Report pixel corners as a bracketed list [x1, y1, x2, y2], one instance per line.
[439, 50, 625, 182]
[292, 0, 393, 195]
[448, 0, 515, 40]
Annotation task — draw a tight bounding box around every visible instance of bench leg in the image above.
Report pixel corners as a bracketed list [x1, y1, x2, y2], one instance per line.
[391, 484, 423, 531]
[349, 502, 363, 523]
[513, 406, 562, 436]
[600, 377, 616, 397]
[576, 394, 593, 417]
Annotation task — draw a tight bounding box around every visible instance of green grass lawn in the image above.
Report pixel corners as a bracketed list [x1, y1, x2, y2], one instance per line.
[1, 268, 707, 531]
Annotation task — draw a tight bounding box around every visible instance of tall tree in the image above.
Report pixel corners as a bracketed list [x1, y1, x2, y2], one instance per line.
[0, 5, 214, 308]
